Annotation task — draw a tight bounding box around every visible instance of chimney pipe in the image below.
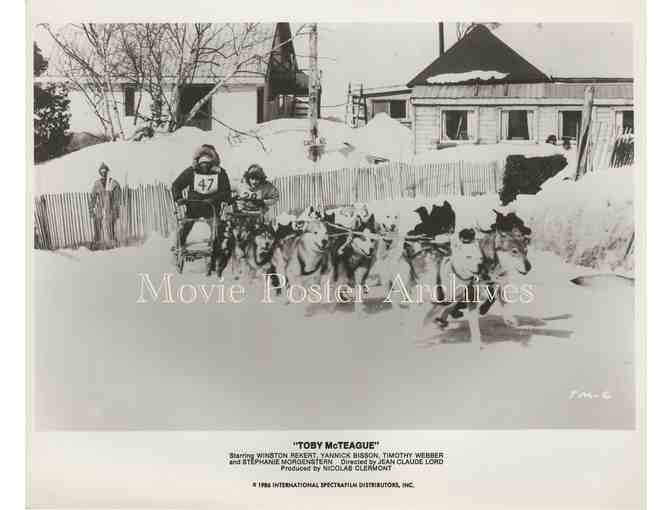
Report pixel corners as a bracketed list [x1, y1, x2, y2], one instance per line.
[438, 22, 445, 56]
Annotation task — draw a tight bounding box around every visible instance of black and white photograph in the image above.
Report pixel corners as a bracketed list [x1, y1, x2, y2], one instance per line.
[26, 6, 644, 509]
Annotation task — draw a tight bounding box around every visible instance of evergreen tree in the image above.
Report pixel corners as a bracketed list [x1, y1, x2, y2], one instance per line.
[34, 43, 71, 162]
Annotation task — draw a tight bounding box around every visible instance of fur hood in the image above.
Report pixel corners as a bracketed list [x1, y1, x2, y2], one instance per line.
[192, 144, 221, 168]
[243, 164, 267, 184]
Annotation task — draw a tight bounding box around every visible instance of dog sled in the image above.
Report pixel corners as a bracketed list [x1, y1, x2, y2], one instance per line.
[173, 199, 220, 275]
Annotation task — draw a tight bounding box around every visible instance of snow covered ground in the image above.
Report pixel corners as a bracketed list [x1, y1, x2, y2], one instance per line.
[32, 189, 635, 430]
[31, 110, 635, 430]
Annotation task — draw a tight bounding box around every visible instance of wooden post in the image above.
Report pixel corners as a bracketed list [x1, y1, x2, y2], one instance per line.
[308, 23, 320, 162]
[574, 85, 595, 180]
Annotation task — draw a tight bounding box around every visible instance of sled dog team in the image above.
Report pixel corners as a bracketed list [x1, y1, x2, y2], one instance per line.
[172, 145, 533, 349]
[189, 199, 531, 350]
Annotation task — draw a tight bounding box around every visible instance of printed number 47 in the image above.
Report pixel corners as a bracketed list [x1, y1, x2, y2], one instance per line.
[199, 177, 214, 192]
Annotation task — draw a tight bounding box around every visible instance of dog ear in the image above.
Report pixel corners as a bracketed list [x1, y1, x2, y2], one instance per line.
[365, 214, 376, 230]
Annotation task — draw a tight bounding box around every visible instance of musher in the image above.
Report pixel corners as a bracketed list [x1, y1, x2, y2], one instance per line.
[171, 144, 232, 252]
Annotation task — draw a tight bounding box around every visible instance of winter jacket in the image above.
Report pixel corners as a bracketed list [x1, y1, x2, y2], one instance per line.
[233, 179, 280, 214]
[90, 177, 121, 219]
[171, 164, 232, 218]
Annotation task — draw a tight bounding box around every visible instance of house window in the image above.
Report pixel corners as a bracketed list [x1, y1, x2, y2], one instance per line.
[124, 86, 136, 117]
[372, 100, 407, 120]
[372, 101, 388, 116]
[501, 110, 535, 141]
[442, 110, 470, 141]
[389, 100, 406, 120]
[559, 111, 582, 141]
[617, 110, 634, 134]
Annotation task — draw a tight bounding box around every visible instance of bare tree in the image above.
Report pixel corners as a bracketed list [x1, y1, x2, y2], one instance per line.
[178, 23, 309, 130]
[39, 22, 310, 141]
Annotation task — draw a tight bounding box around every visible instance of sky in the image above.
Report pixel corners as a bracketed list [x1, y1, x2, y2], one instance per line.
[33, 22, 634, 120]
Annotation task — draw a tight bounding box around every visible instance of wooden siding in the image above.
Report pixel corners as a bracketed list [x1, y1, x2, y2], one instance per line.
[478, 107, 499, 144]
[413, 82, 633, 100]
[414, 105, 440, 153]
[413, 104, 629, 154]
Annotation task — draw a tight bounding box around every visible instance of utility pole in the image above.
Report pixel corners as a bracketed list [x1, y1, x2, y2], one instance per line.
[346, 82, 351, 127]
[307, 23, 323, 162]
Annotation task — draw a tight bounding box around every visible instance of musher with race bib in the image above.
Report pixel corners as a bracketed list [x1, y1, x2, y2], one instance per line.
[171, 144, 232, 248]
[233, 163, 279, 217]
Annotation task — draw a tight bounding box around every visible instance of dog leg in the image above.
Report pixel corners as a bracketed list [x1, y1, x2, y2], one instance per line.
[499, 291, 519, 327]
[467, 307, 483, 350]
[350, 271, 365, 319]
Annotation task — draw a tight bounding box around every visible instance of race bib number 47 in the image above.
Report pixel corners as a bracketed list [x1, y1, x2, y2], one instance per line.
[193, 173, 218, 195]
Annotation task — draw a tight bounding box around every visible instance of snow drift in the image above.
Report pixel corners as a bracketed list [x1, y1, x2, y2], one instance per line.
[34, 116, 416, 195]
[34, 111, 573, 196]
[511, 167, 635, 273]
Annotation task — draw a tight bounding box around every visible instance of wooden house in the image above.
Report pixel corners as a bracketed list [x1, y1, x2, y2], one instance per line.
[407, 24, 634, 154]
[347, 84, 412, 128]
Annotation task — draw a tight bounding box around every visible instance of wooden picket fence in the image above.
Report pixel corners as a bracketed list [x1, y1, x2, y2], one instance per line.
[34, 183, 176, 250]
[270, 160, 500, 215]
[584, 124, 635, 174]
[33, 160, 500, 250]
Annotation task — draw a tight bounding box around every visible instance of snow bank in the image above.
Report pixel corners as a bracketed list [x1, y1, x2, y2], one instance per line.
[34, 117, 415, 194]
[511, 167, 635, 273]
[349, 113, 413, 162]
[426, 70, 508, 84]
[34, 110, 577, 197]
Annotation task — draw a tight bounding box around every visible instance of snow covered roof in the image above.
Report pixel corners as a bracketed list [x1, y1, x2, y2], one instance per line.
[426, 70, 508, 84]
[408, 24, 550, 87]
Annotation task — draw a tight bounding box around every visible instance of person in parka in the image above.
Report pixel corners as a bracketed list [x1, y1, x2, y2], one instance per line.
[171, 144, 232, 248]
[89, 162, 121, 249]
[233, 164, 279, 216]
